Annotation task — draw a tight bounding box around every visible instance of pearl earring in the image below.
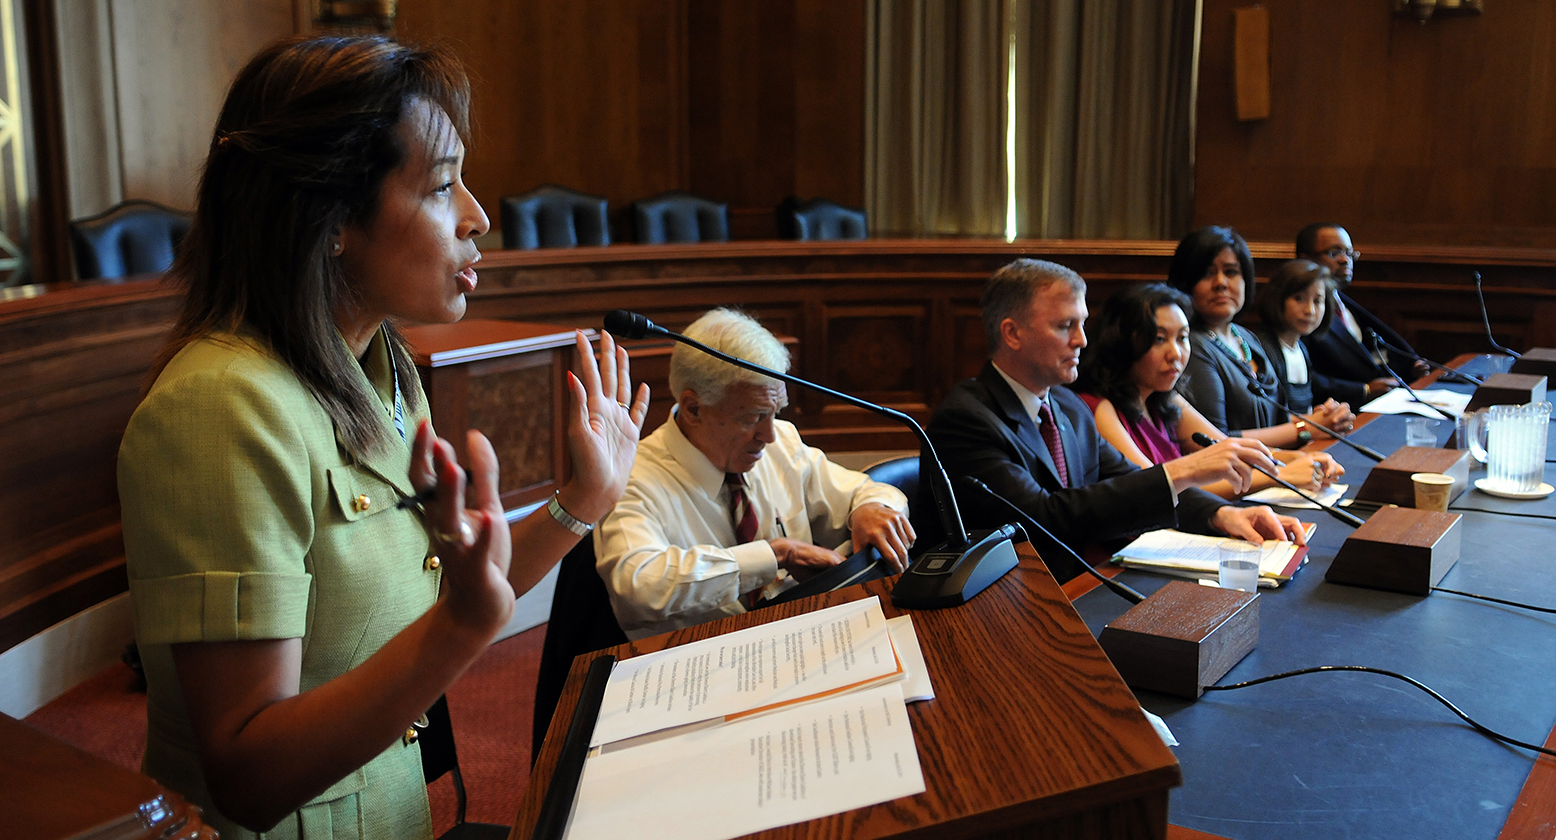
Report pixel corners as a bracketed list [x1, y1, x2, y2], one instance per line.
[330, 240, 342, 255]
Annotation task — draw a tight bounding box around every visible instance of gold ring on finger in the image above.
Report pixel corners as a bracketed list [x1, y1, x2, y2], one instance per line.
[617, 401, 630, 410]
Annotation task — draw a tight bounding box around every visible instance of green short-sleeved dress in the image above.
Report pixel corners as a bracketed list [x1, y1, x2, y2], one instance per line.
[118, 329, 442, 840]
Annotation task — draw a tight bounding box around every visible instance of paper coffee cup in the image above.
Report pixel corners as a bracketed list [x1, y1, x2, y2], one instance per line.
[1411, 472, 1454, 512]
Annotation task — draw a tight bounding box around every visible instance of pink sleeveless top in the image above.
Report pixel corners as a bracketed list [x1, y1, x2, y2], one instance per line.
[1078, 393, 1183, 466]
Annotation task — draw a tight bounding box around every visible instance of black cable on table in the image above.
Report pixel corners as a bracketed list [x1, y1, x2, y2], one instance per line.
[1201, 665, 1556, 759]
[1202, 665, 1556, 757]
[1431, 586, 1556, 614]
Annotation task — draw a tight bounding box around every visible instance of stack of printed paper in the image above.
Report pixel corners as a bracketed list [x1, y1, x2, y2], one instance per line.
[563, 597, 932, 840]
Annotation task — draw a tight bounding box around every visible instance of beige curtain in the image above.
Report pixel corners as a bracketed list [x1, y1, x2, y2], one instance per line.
[1015, 0, 1199, 239]
[867, 0, 1198, 240]
[865, 0, 1009, 237]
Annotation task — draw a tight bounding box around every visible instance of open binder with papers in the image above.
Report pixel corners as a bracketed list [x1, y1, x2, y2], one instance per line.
[1109, 524, 1318, 589]
[554, 597, 934, 840]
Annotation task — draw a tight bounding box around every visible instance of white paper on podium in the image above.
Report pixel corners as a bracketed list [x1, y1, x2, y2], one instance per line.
[591, 597, 902, 747]
[1360, 387, 1472, 418]
[563, 683, 925, 840]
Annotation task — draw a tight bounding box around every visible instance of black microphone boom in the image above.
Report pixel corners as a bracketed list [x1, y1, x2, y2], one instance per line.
[1369, 330, 1482, 386]
[1190, 433, 1364, 529]
[1245, 381, 1386, 462]
[1475, 271, 1522, 359]
[1363, 328, 1456, 420]
[603, 309, 1014, 608]
[958, 476, 1145, 604]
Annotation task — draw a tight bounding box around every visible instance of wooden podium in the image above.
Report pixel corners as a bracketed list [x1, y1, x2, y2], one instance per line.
[0, 713, 213, 840]
[515, 547, 1181, 839]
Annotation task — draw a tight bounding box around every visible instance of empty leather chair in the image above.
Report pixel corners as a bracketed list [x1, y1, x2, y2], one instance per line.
[630, 191, 729, 244]
[69, 200, 191, 280]
[532, 538, 626, 764]
[864, 454, 919, 502]
[777, 197, 868, 241]
[499, 184, 610, 249]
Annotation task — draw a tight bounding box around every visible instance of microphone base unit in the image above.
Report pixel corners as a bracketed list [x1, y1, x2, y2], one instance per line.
[1509, 348, 1556, 380]
[1326, 506, 1462, 596]
[1353, 447, 1472, 509]
[1097, 580, 1260, 700]
[1465, 372, 1548, 412]
[890, 526, 1019, 609]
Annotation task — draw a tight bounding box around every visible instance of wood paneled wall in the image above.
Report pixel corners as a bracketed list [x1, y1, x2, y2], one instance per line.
[9, 239, 1553, 658]
[393, 0, 865, 242]
[1195, 0, 1556, 248]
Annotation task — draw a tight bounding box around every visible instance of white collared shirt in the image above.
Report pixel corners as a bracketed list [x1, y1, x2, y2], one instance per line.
[594, 414, 908, 640]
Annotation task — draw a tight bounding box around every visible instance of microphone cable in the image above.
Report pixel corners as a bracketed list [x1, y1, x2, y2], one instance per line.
[1201, 664, 1556, 758]
[1431, 586, 1556, 613]
[1369, 331, 1483, 386]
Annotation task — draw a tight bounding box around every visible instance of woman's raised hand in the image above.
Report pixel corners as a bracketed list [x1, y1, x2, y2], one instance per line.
[410, 420, 514, 637]
[559, 330, 650, 524]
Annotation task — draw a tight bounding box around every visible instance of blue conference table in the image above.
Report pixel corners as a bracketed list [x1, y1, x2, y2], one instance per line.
[1071, 356, 1556, 840]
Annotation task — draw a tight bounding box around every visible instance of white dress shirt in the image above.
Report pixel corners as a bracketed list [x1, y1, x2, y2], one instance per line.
[594, 414, 909, 640]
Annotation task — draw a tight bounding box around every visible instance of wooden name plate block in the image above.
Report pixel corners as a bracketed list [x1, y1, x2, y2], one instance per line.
[1466, 372, 1547, 411]
[1325, 506, 1462, 596]
[1354, 447, 1471, 507]
[1098, 580, 1258, 699]
[1510, 348, 1556, 380]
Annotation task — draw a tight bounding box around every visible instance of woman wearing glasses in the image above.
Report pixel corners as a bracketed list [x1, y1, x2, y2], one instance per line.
[1168, 226, 1354, 448]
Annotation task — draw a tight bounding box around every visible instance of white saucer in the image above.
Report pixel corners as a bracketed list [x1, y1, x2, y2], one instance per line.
[1473, 478, 1556, 500]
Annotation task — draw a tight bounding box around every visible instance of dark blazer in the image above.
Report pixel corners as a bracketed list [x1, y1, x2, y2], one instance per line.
[1179, 325, 1281, 434]
[923, 362, 1227, 583]
[1252, 327, 1322, 412]
[1302, 292, 1416, 397]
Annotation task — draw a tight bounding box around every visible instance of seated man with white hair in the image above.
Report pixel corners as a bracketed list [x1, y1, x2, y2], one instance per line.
[595, 308, 916, 639]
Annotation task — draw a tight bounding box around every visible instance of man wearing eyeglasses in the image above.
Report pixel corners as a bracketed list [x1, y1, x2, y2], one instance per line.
[1296, 223, 1428, 406]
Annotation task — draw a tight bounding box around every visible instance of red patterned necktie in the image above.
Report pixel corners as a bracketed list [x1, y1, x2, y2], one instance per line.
[724, 473, 759, 544]
[1037, 400, 1070, 488]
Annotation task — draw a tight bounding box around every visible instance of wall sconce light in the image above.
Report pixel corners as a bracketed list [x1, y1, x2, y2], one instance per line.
[1392, 0, 1484, 25]
[315, 0, 397, 32]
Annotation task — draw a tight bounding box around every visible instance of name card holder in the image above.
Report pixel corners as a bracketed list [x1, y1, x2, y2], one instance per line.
[1325, 506, 1462, 596]
[1354, 447, 1472, 507]
[1098, 581, 1259, 699]
[1466, 373, 1547, 411]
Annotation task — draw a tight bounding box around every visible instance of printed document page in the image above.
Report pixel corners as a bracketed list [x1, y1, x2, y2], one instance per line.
[1244, 482, 1348, 509]
[1361, 387, 1472, 418]
[591, 597, 902, 747]
[563, 683, 925, 840]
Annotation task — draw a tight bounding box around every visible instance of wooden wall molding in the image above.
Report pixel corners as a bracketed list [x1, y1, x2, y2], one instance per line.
[5, 238, 1554, 657]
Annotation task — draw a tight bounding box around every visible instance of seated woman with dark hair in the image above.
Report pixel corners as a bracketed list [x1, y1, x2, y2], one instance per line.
[1073, 283, 1342, 499]
[1166, 226, 1354, 448]
[1250, 259, 1355, 417]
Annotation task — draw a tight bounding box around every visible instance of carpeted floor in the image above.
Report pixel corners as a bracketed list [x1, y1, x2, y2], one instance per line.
[23, 623, 547, 834]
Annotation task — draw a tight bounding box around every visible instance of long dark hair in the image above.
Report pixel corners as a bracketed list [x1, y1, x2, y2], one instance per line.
[156, 35, 471, 455]
[1074, 283, 1192, 424]
[1165, 225, 1257, 329]
[1255, 259, 1337, 338]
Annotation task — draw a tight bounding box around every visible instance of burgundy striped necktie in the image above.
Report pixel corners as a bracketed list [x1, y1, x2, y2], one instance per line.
[1038, 400, 1070, 488]
[724, 473, 759, 544]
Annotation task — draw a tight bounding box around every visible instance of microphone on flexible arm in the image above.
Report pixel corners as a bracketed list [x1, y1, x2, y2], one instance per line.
[1244, 380, 1386, 462]
[1361, 329, 1462, 422]
[1367, 328, 1482, 386]
[1475, 271, 1523, 359]
[956, 476, 1146, 604]
[603, 309, 1018, 608]
[1189, 432, 1364, 529]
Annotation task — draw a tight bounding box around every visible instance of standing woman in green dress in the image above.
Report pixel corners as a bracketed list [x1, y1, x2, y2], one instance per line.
[117, 35, 649, 840]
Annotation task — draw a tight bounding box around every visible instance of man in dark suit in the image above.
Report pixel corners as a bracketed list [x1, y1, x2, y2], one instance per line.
[926, 259, 1304, 583]
[1297, 223, 1428, 405]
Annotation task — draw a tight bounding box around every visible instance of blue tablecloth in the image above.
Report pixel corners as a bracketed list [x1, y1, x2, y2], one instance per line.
[1070, 354, 1556, 838]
